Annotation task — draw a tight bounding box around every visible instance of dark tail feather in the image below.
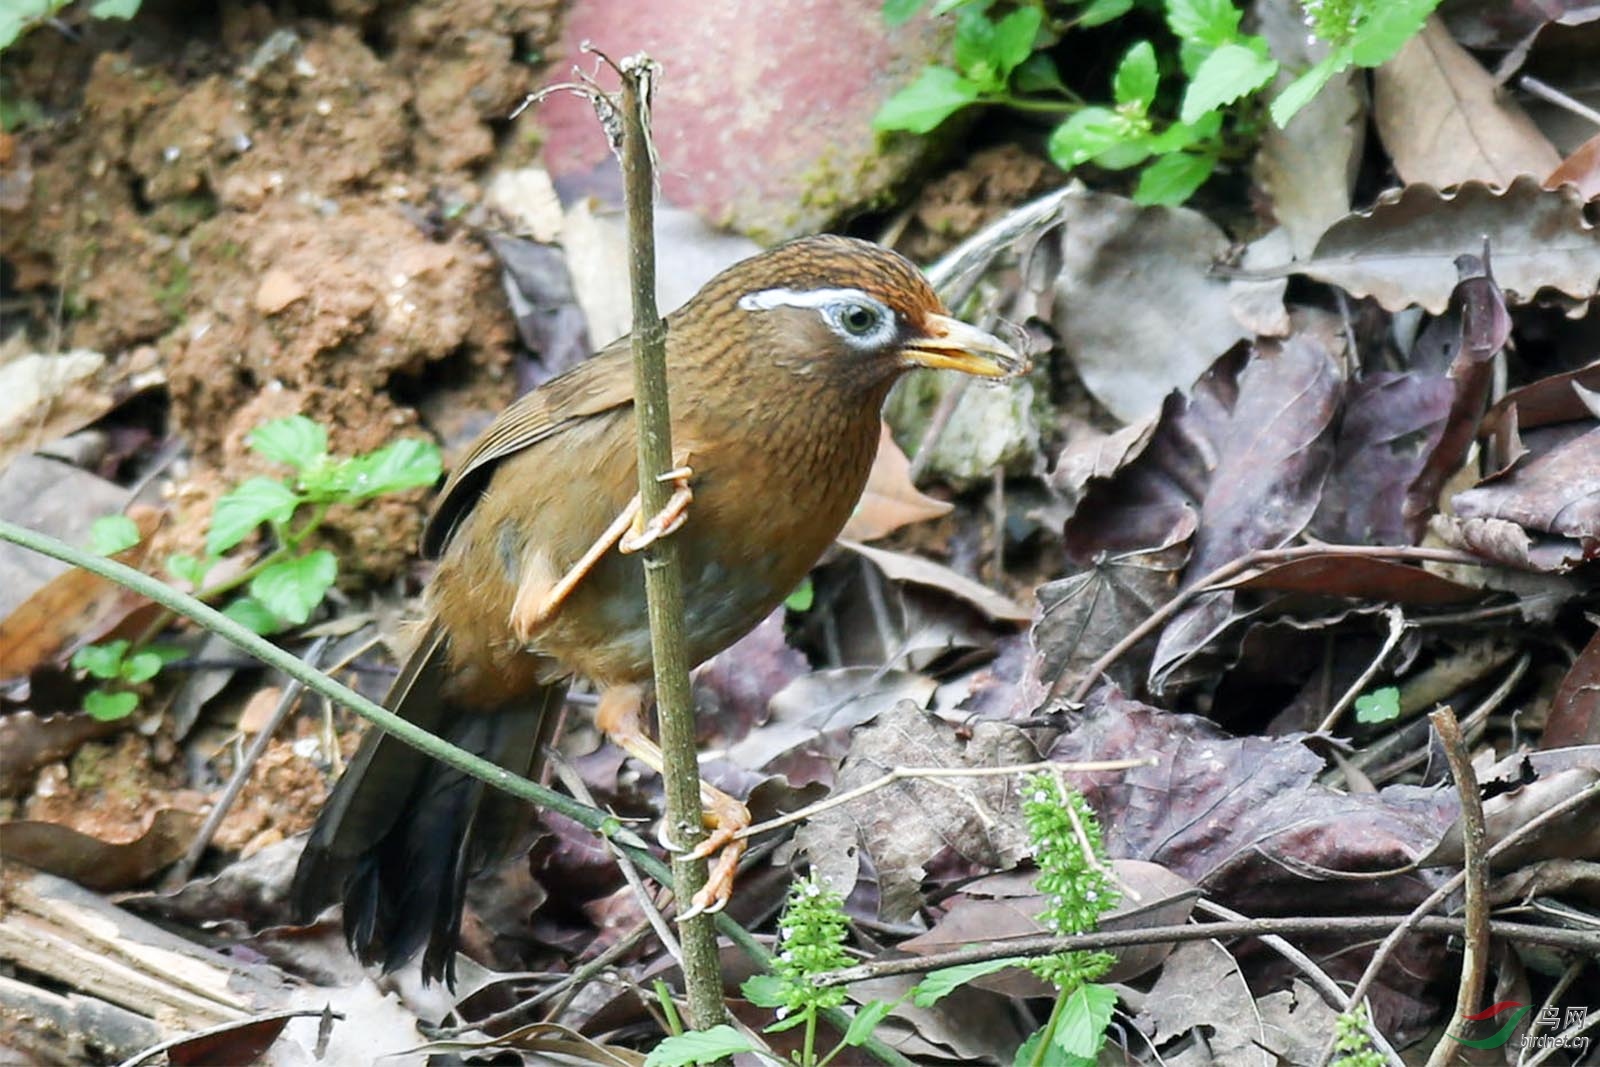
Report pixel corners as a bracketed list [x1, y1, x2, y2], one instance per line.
[290, 621, 565, 985]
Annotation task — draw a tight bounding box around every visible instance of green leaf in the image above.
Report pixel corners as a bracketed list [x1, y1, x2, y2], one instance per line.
[120, 650, 164, 684]
[1133, 151, 1215, 204]
[1077, 0, 1133, 27]
[207, 477, 301, 555]
[0, 0, 61, 51]
[1165, 0, 1240, 48]
[784, 576, 815, 612]
[1270, 46, 1353, 127]
[1012, 1029, 1046, 1067]
[339, 438, 443, 501]
[90, 515, 141, 555]
[72, 641, 129, 681]
[249, 550, 337, 626]
[913, 957, 1029, 1007]
[84, 689, 139, 721]
[1113, 41, 1159, 110]
[643, 1026, 756, 1067]
[763, 1011, 811, 1034]
[88, 0, 141, 17]
[165, 553, 212, 587]
[1092, 135, 1155, 170]
[1350, 0, 1440, 67]
[1046, 106, 1126, 168]
[882, 0, 924, 25]
[990, 6, 1043, 80]
[1013, 53, 1067, 95]
[248, 415, 327, 472]
[223, 596, 284, 635]
[740, 973, 788, 1008]
[1355, 686, 1401, 724]
[1180, 42, 1277, 123]
[844, 1000, 896, 1045]
[875, 66, 984, 133]
[1053, 983, 1118, 1058]
[953, 7, 999, 84]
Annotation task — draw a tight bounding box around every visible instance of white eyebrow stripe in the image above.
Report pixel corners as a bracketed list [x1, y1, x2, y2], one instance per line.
[737, 287, 875, 312]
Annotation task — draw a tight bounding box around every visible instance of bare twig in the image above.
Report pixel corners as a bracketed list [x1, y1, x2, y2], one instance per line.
[1317, 779, 1600, 1067]
[166, 637, 330, 886]
[1318, 607, 1406, 734]
[1194, 899, 1402, 1067]
[549, 756, 682, 964]
[814, 914, 1600, 989]
[735, 757, 1155, 841]
[1062, 544, 1485, 704]
[606, 50, 724, 1031]
[1424, 708, 1490, 1067]
[1518, 75, 1600, 128]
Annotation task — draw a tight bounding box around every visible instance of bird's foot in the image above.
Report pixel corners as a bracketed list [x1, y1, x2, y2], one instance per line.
[620, 466, 693, 553]
[675, 791, 749, 921]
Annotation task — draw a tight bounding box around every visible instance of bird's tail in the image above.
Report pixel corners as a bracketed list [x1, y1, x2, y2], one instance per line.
[289, 620, 565, 984]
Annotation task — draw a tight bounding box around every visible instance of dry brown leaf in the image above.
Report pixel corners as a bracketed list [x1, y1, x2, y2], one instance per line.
[1546, 130, 1600, 200]
[840, 422, 953, 542]
[0, 504, 166, 682]
[840, 539, 1031, 622]
[0, 809, 203, 891]
[1280, 176, 1600, 313]
[1374, 17, 1562, 188]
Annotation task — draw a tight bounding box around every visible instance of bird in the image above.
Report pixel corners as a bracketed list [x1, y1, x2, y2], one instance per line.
[289, 233, 1025, 983]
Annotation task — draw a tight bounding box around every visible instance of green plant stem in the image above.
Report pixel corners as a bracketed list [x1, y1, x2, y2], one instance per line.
[614, 54, 725, 1033]
[1030, 991, 1069, 1067]
[0, 526, 915, 1067]
[992, 94, 1076, 113]
[803, 1008, 818, 1067]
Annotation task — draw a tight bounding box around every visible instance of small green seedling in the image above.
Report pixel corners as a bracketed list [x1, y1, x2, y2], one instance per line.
[72, 415, 440, 720]
[877, 0, 1441, 204]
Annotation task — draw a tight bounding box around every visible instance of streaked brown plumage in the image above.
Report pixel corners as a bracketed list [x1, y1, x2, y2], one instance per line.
[290, 234, 1023, 983]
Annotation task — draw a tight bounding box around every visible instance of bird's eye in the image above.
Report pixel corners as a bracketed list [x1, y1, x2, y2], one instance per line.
[839, 303, 881, 336]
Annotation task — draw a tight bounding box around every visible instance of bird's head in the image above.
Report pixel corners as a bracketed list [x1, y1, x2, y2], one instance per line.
[686, 235, 1026, 391]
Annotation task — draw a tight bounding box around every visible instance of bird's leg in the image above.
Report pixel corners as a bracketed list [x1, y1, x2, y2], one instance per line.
[619, 465, 693, 554]
[594, 684, 749, 918]
[509, 498, 641, 643]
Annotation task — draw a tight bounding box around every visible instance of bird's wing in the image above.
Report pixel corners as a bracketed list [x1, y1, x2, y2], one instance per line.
[422, 336, 635, 557]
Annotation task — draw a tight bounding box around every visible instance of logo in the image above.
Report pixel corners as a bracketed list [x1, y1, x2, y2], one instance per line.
[1450, 1002, 1590, 1057]
[1450, 1002, 1530, 1049]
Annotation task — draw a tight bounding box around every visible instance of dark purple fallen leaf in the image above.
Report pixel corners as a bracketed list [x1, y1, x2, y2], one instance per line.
[691, 609, 808, 748]
[1310, 371, 1454, 545]
[1486, 360, 1600, 432]
[1030, 531, 1191, 700]
[1423, 747, 1600, 867]
[1545, 627, 1600, 748]
[1147, 338, 1343, 691]
[1452, 426, 1600, 568]
[1229, 555, 1484, 606]
[793, 702, 1037, 923]
[1047, 687, 1458, 913]
[0, 809, 203, 891]
[167, 1015, 294, 1067]
[1400, 254, 1510, 535]
[486, 233, 593, 384]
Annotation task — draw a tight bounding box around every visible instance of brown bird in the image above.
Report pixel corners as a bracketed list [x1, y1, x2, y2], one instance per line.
[290, 234, 1024, 982]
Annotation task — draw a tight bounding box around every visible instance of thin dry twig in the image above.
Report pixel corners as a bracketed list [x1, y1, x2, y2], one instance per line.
[814, 914, 1599, 988]
[735, 757, 1155, 841]
[1317, 779, 1600, 1067]
[1062, 544, 1485, 704]
[549, 756, 682, 964]
[166, 637, 330, 886]
[1424, 708, 1490, 1067]
[1319, 606, 1406, 733]
[1195, 898, 1403, 1067]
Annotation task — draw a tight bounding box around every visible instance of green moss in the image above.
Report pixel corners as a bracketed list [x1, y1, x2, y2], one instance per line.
[155, 258, 191, 319]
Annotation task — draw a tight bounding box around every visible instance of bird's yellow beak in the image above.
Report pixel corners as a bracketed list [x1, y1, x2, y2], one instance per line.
[903, 314, 1028, 378]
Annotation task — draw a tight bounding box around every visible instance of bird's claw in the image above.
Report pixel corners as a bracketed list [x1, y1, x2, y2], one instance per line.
[668, 791, 748, 923]
[620, 466, 693, 554]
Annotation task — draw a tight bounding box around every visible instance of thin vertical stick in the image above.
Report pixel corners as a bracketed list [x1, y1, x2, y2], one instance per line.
[615, 54, 726, 1030]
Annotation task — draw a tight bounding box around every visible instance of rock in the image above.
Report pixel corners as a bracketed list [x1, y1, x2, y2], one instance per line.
[534, 0, 951, 240]
[254, 268, 306, 314]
